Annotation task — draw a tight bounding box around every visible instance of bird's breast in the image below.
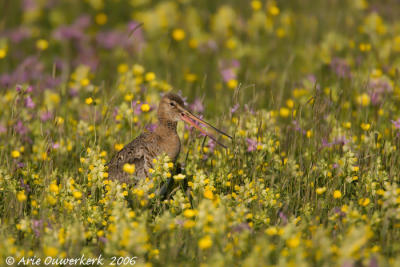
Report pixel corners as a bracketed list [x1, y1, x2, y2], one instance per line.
[159, 133, 181, 162]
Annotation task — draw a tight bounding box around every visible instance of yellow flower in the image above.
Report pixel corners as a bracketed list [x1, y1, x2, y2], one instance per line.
[85, 97, 93, 105]
[73, 191, 82, 199]
[333, 190, 342, 199]
[359, 198, 370, 207]
[268, 5, 280, 16]
[50, 183, 59, 194]
[141, 104, 150, 112]
[123, 163, 135, 174]
[11, 150, 20, 158]
[95, 13, 108, 25]
[227, 79, 238, 89]
[286, 99, 294, 108]
[279, 107, 290, 118]
[343, 122, 351, 129]
[376, 189, 385, 196]
[132, 64, 145, 75]
[44, 246, 58, 257]
[316, 187, 326, 195]
[203, 190, 214, 200]
[359, 43, 371, 52]
[0, 48, 6, 59]
[17, 191, 27, 202]
[185, 73, 197, 82]
[361, 123, 370, 131]
[276, 28, 286, 38]
[265, 227, 278, 236]
[36, 39, 49, 50]
[189, 39, 198, 48]
[357, 93, 370, 106]
[124, 93, 134, 102]
[371, 69, 382, 78]
[118, 64, 129, 73]
[173, 174, 186, 181]
[145, 72, 156, 82]
[225, 38, 237, 49]
[251, 0, 262, 11]
[172, 29, 186, 41]
[80, 78, 90, 87]
[198, 235, 212, 250]
[286, 236, 300, 248]
[183, 209, 196, 218]
[47, 195, 57, 205]
[183, 220, 195, 229]
[114, 143, 124, 151]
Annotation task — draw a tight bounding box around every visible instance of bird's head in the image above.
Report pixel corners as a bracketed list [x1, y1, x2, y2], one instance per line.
[158, 92, 232, 148]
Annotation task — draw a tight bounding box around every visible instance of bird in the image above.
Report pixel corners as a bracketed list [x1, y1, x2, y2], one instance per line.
[106, 92, 232, 184]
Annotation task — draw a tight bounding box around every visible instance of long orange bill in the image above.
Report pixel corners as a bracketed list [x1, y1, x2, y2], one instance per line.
[178, 107, 232, 148]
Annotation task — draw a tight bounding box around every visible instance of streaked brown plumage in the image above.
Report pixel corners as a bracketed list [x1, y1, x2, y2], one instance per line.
[106, 92, 231, 184]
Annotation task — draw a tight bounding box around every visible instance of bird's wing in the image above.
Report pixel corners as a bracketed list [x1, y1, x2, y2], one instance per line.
[106, 132, 160, 182]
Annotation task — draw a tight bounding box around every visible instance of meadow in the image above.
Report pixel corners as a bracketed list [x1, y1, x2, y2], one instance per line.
[1, 0, 400, 266]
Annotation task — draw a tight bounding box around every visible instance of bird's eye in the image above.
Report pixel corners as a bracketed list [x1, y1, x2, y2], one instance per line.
[170, 102, 175, 106]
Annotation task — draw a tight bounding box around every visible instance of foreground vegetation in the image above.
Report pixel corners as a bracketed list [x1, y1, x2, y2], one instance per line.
[1, 0, 400, 266]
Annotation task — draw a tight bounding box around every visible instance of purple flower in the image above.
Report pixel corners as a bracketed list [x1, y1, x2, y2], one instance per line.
[368, 77, 392, 105]
[0, 73, 12, 87]
[230, 104, 239, 114]
[221, 69, 236, 82]
[31, 219, 43, 238]
[392, 119, 400, 129]
[23, 0, 36, 10]
[69, 89, 79, 97]
[208, 139, 216, 153]
[20, 179, 31, 192]
[369, 257, 378, 267]
[17, 162, 25, 168]
[231, 223, 251, 233]
[0, 124, 6, 134]
[52, 143, 60, 149]
[53, 26, 85, 40]
[96, 31, 124, 49]
[219, 59, 240, 82]
[14, 121, 28, 135]
[146, 123, 157, 132]
[98, 237, 108, 243]
[96, 21, 145, 52]
[8, 27, 32, 43]
[25, 96, 35, 109]
[322, 136, 349, 148]
[131, 102, 142, 115]
[206, 40, 218, 51]
[40, 111, 53, 122]
[189, 98, 204, 114]
[279, 211, 288, 225]
[246, 138, 258, 152]
[52, 15, 90, 41]
[3, 56, 44, 87]
[330, 58, 351, 78]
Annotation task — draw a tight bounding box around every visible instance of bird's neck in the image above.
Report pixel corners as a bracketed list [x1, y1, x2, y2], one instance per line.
[156, 118, 177, 133]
